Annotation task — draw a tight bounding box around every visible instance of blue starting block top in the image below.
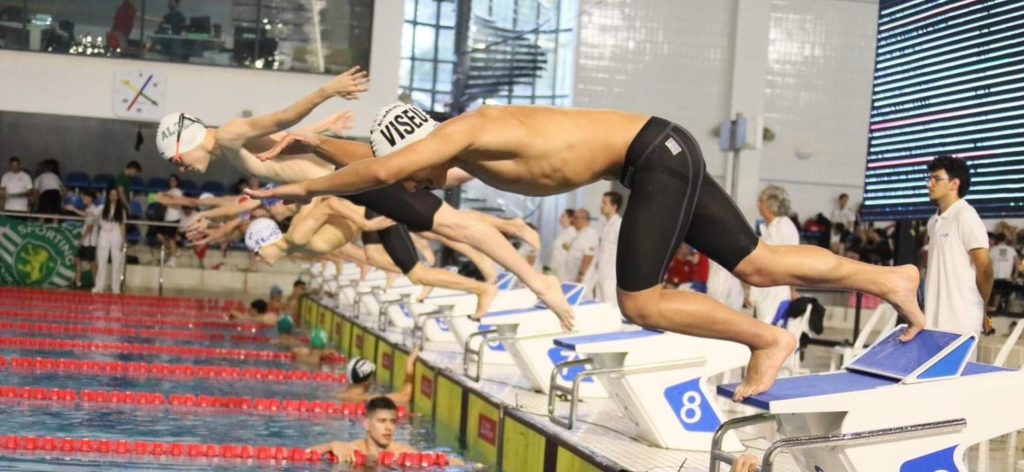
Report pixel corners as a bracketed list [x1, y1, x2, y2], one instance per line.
[717, 362, 1013, 411]
[718, 327, 995, 410]
[554, 329, 663, 350]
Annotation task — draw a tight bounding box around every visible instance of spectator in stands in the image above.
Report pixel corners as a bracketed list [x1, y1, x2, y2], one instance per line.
[33, 159, 64, 223]
[989, 233, 1020, 315]
[1, 156, 33, 214]
[830, 193, 856, 231]
[829, 223, 851, 255]
[115, 161, 141, 207]
[923, 155, 992, 343]
[748, 185, 800, 323]
[549, 209, 576, 281]
[65, 189, 100, 288]
[159, 0, 186, 34]
[93, 186, 129, 294]
[664, 243, 709, 292]
[565, 209, 599, 285]
[157, 174, 184, 266]
[108, 0, 136, 50]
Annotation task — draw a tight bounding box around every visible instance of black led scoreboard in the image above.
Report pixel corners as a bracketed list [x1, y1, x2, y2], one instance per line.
[861, 0, 1024, 221]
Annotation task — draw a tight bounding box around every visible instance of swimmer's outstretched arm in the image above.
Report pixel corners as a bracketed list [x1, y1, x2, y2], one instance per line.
[246, 118, 473, 201]
[215, 67, 368, 146]
[193, 198, 260, 221]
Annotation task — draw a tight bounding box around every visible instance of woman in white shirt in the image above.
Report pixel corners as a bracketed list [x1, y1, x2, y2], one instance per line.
[749, 185, 801, 323]
[157, 174, 185, 267]
[550, 209, 577, 281]
[93, 186, 128, 294]
[33, 159, 65, 220]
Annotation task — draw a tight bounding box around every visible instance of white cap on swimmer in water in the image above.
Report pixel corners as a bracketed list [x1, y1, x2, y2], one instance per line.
[369, 103, 438, 157]
[156, 113, 207, 161]
[244, 217, 283, 254]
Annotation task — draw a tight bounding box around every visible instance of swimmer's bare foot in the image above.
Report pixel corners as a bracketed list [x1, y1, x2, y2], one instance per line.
[470, 284, 499, 321]
[511, 218, 541, 252]
[417, 286, 433, 303]
[537, 275, 574, 330]
[733, 327, 796, 402]
[385, 272, 398, 290]
[884, 264, 926, 342]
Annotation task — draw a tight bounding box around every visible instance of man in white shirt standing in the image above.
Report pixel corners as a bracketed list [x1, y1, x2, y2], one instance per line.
[550, 209, 577, 281]
[988, 232, 1019, 318]
[749, 185, 801, 324]
[924, 155, 992, 341]
[1, 156, 33, 213]
[830, 193, 856, 231]
[566, 208, 599, 286]
[591, 191, 623, 306]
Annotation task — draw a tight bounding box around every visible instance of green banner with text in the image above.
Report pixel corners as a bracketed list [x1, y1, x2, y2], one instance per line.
[0, 216, 79, 287]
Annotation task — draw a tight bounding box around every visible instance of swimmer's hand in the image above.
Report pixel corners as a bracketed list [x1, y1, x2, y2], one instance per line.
[731, 455, 759, 472]
[244, 182, 311, 204]
[361, 216, 396, 232]
[321, 66, 370, 100]
[257, 132, 322, 161]
[311, 111, 356, 137]
[309, 442, 356, 464]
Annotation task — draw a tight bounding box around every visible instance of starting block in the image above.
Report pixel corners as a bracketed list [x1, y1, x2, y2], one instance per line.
[463, 299, 621, 397]
[549, 328, 749, 451]
[712, 326, 1024, 472]
[408, 273, 522, 345]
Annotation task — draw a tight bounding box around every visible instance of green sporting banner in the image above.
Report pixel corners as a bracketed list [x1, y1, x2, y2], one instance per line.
[0, 216, 79, 287]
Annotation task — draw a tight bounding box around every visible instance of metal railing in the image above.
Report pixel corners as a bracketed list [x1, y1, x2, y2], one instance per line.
[708, 414, 966, 472]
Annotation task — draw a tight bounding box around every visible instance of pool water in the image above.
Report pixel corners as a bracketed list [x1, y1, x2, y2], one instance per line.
[0, 289, 470, 471]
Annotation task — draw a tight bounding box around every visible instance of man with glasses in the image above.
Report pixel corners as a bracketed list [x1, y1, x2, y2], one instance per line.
[923, 155, 993, 345]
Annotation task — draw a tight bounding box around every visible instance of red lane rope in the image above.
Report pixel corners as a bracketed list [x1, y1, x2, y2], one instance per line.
[0, 320, 270, 343]
[6, 357, 346, 383]
[0, 309, 266, 332]
[0, 337, 343, 364]
[0, 435, 448, 467]
[0, 288, 244, 309]
[0, 385, 407, 418]
[0, 300, 235, 320]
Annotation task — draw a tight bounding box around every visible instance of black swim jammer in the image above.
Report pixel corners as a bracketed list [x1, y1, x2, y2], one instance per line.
[617, 117, 759, 292]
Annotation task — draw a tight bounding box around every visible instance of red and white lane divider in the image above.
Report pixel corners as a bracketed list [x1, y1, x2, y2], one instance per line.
[0, 300, 236, 320]
[0, 435, 449, 467]
[0, 385, 408, 418]
[0, 309, 266, 332]
[0, 287, 245, 310]
[0, 337, 342, 364]
[5, 357, 346, 383]
[0, 320, 271, 343]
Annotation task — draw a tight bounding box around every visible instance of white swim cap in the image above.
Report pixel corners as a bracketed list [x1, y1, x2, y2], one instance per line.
[156, 113, 207, 161]
[245, 217, 283, 253]
[369, 103, 438, 157]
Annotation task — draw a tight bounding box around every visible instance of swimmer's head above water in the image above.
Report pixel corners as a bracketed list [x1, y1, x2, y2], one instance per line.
[156, 112, 214, 173]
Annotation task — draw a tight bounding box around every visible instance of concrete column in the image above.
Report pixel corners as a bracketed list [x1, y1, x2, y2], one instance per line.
[727, 0, 773, 223]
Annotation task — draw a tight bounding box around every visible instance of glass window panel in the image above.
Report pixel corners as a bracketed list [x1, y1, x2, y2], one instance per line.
[402, 22, 414, 58]
[413, 60, 436, 89]
[417, 0, 438, 23]
[432, 93, 452, 113]
[411, 90, 433, 109]
[437, 28, 455, 62]
[439, 0, 457, 27]
[405, 0, 417, 21]
[413, 24, 436, 59]
[400, 59, 413, 88]
[435, 62, 454, 92]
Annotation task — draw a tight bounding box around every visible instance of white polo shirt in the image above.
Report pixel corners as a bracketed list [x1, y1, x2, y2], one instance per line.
[565, 225, 599, 281]
[991, 243, 1017, 281]
[924, 199, 988, 336]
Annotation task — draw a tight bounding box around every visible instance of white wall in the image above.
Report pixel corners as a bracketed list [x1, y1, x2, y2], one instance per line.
[0, 0, 402, 136]
[759, 0, 878, 221]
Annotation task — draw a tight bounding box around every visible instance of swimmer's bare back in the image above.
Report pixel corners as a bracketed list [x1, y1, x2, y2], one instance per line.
[448, 106, 649, 195]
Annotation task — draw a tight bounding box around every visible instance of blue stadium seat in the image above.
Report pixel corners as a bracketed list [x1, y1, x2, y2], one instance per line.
[200, 181, 226, 196]
[147, 177, 169, 193]
[65, 172, 91, 192]
[129, 176, 146, 195]
[91, 173, 114, 190]
[128, 200, 143, 219]
[63, 194, 84, 211]
[179, 179, 200, 197]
